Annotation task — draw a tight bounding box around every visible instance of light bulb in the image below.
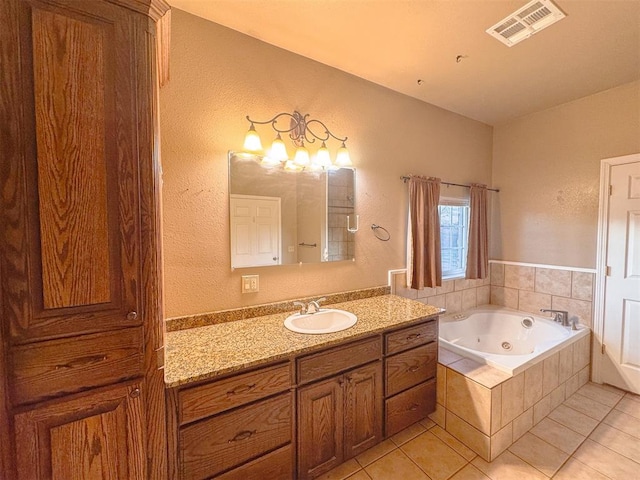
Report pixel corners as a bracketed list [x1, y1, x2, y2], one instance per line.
[243, 123, 262, 152]
[315, 142, 332, 168]
[293, 144, 310, 166]
[335, 142, 352, 167]
[268, 133, 288, 162]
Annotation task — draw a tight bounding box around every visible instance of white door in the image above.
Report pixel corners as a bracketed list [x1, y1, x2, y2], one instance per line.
[230, 195, 281, 268]
[599, 156, 640, 393]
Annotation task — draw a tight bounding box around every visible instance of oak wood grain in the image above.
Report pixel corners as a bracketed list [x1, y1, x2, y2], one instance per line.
[179, 362, 291, 425]
[385, 379, 436, 437]
[297, 376, 344, 479]
[33, 7, 111, 309]
[385, 341, 437, 397]
[344, 362, 383, 458]
[385, 319, 437, 355]
[13, 381, 146, 480]
[297, 335, 381, 385]
[214, 444, 293, 480]
[180, 392, 292, 480]
[10, 327, 144, 405]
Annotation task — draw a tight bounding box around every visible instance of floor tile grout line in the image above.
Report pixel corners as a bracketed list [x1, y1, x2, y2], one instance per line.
[551, 402, 604, 435]
[586, 429, 640, 464]
[574, 438, 640, 478]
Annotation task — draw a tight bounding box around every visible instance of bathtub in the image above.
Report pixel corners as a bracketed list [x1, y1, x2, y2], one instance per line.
[439, 305, 590, 375]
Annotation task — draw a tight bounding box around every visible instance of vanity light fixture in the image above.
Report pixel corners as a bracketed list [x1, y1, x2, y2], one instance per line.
[243, 111, 352, 169]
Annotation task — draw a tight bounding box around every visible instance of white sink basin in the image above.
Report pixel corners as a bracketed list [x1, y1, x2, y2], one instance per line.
[284, 309, 357, 334]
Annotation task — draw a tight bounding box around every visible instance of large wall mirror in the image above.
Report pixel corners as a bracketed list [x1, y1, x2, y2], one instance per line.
[229, 152, 356, 268]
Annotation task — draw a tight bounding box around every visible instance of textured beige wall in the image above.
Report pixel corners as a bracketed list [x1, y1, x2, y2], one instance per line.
[491, 81, 640, 269]
[160, 10, 493, 317]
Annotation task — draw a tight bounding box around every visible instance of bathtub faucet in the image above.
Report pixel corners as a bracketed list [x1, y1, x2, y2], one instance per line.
[540, 309, 570, 327]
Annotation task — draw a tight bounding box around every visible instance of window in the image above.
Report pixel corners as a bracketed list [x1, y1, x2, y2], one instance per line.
[439, 198, 469, 279]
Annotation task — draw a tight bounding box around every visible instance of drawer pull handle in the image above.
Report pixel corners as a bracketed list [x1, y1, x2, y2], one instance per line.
[227, 383, 256, 395]
[407, 333, 421, 341]
[408, 365, 420, 373]
[408, 403, 420, 412]
[229, 430, 257, 443]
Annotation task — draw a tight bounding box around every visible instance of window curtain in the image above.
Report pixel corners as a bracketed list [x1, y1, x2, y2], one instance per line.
[407, 176, 442, 289]
[466, 183, 489, 279]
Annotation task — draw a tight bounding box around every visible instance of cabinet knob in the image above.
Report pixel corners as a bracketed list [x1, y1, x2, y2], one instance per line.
[127, 311, 138, 321]
[129, 387, 141, 398]
[408, 365, 420, 373]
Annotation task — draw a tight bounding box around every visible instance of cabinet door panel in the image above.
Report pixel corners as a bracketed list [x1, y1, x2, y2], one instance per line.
[13, 381, 145, 480]
[2, 0, 141, 344]
[344, 362, 383, 458]
[297, 377, 344, 480]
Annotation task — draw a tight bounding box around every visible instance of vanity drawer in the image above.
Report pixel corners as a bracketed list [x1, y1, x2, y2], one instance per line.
[297, 336, 381, 385]
[385, 342, 437, 397]
[179, 362, 291, 425]
[179, 392, 292, 480]
[385, 378, 436, 437]
[214, 444, 293, 480]
[385, 320, 437, 355]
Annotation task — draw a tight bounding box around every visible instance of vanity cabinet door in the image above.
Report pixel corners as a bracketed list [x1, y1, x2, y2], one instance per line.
[13, 381, 145, 480]
[297, 376, 345, 479]
[344, 362, 383, 459]
[298, 362, 383, 480]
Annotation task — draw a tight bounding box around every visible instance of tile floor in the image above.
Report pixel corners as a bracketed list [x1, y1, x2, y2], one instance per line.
[318, 382, 639, 480]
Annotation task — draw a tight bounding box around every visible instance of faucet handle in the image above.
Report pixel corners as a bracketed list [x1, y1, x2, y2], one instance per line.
[540, 309, 569, 326]
[293, 301, 308, 315]
[308, 297, 326, 314]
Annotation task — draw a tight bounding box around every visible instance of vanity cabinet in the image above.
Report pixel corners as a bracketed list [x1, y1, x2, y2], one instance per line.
[167, 362, 294, 480]
[384, 320, 438, 436]
[166, 314, 438, 480]
[0, 0, 169, 478]
[297, 337, 383, 480]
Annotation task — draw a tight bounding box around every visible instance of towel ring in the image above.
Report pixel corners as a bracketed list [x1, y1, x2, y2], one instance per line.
[371, 224, 390, 241]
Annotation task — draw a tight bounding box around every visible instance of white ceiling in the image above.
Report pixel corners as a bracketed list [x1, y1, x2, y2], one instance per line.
[169, 0, 640, 126]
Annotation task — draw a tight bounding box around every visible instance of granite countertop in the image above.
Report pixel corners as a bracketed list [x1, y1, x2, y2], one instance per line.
[164, 294, 441, 388]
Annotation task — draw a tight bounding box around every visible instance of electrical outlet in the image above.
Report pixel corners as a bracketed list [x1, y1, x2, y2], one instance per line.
[241, 275, 259, 293]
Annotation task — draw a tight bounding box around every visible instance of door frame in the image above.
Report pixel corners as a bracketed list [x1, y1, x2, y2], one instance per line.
[593, 152, 640, 384]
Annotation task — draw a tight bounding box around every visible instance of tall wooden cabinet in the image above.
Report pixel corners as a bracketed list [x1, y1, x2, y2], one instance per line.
[0, 0, 170, 478]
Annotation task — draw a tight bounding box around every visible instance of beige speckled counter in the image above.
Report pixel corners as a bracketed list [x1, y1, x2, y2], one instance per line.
[164, 294, 441, 388]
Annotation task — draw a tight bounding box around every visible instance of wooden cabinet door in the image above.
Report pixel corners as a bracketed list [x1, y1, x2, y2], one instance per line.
[344, 362, 383, 458]
[297, 376, 344, 480]
[1, 0, 144, 345]
[13, 381, 146, 480]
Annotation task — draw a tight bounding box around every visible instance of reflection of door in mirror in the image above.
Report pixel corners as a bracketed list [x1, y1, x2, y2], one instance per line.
[230, 194, 281, 267]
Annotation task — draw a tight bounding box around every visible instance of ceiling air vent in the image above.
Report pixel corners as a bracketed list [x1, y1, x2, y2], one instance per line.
[486, 0, 566, 47]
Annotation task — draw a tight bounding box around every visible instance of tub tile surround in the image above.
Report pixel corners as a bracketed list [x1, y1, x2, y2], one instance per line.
[489, 262, 595, 327]
[391, 271, 491, 313]
[435, 334, 591, 462]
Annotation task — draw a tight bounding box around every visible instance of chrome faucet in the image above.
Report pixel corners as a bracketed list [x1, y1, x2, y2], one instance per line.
[540, 309, 570, 327]
[293, 297, 327, 315]
[307, 297, 326, 314]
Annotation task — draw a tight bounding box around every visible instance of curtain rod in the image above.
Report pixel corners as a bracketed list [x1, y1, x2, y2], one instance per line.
[400, 176, 499, 193]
